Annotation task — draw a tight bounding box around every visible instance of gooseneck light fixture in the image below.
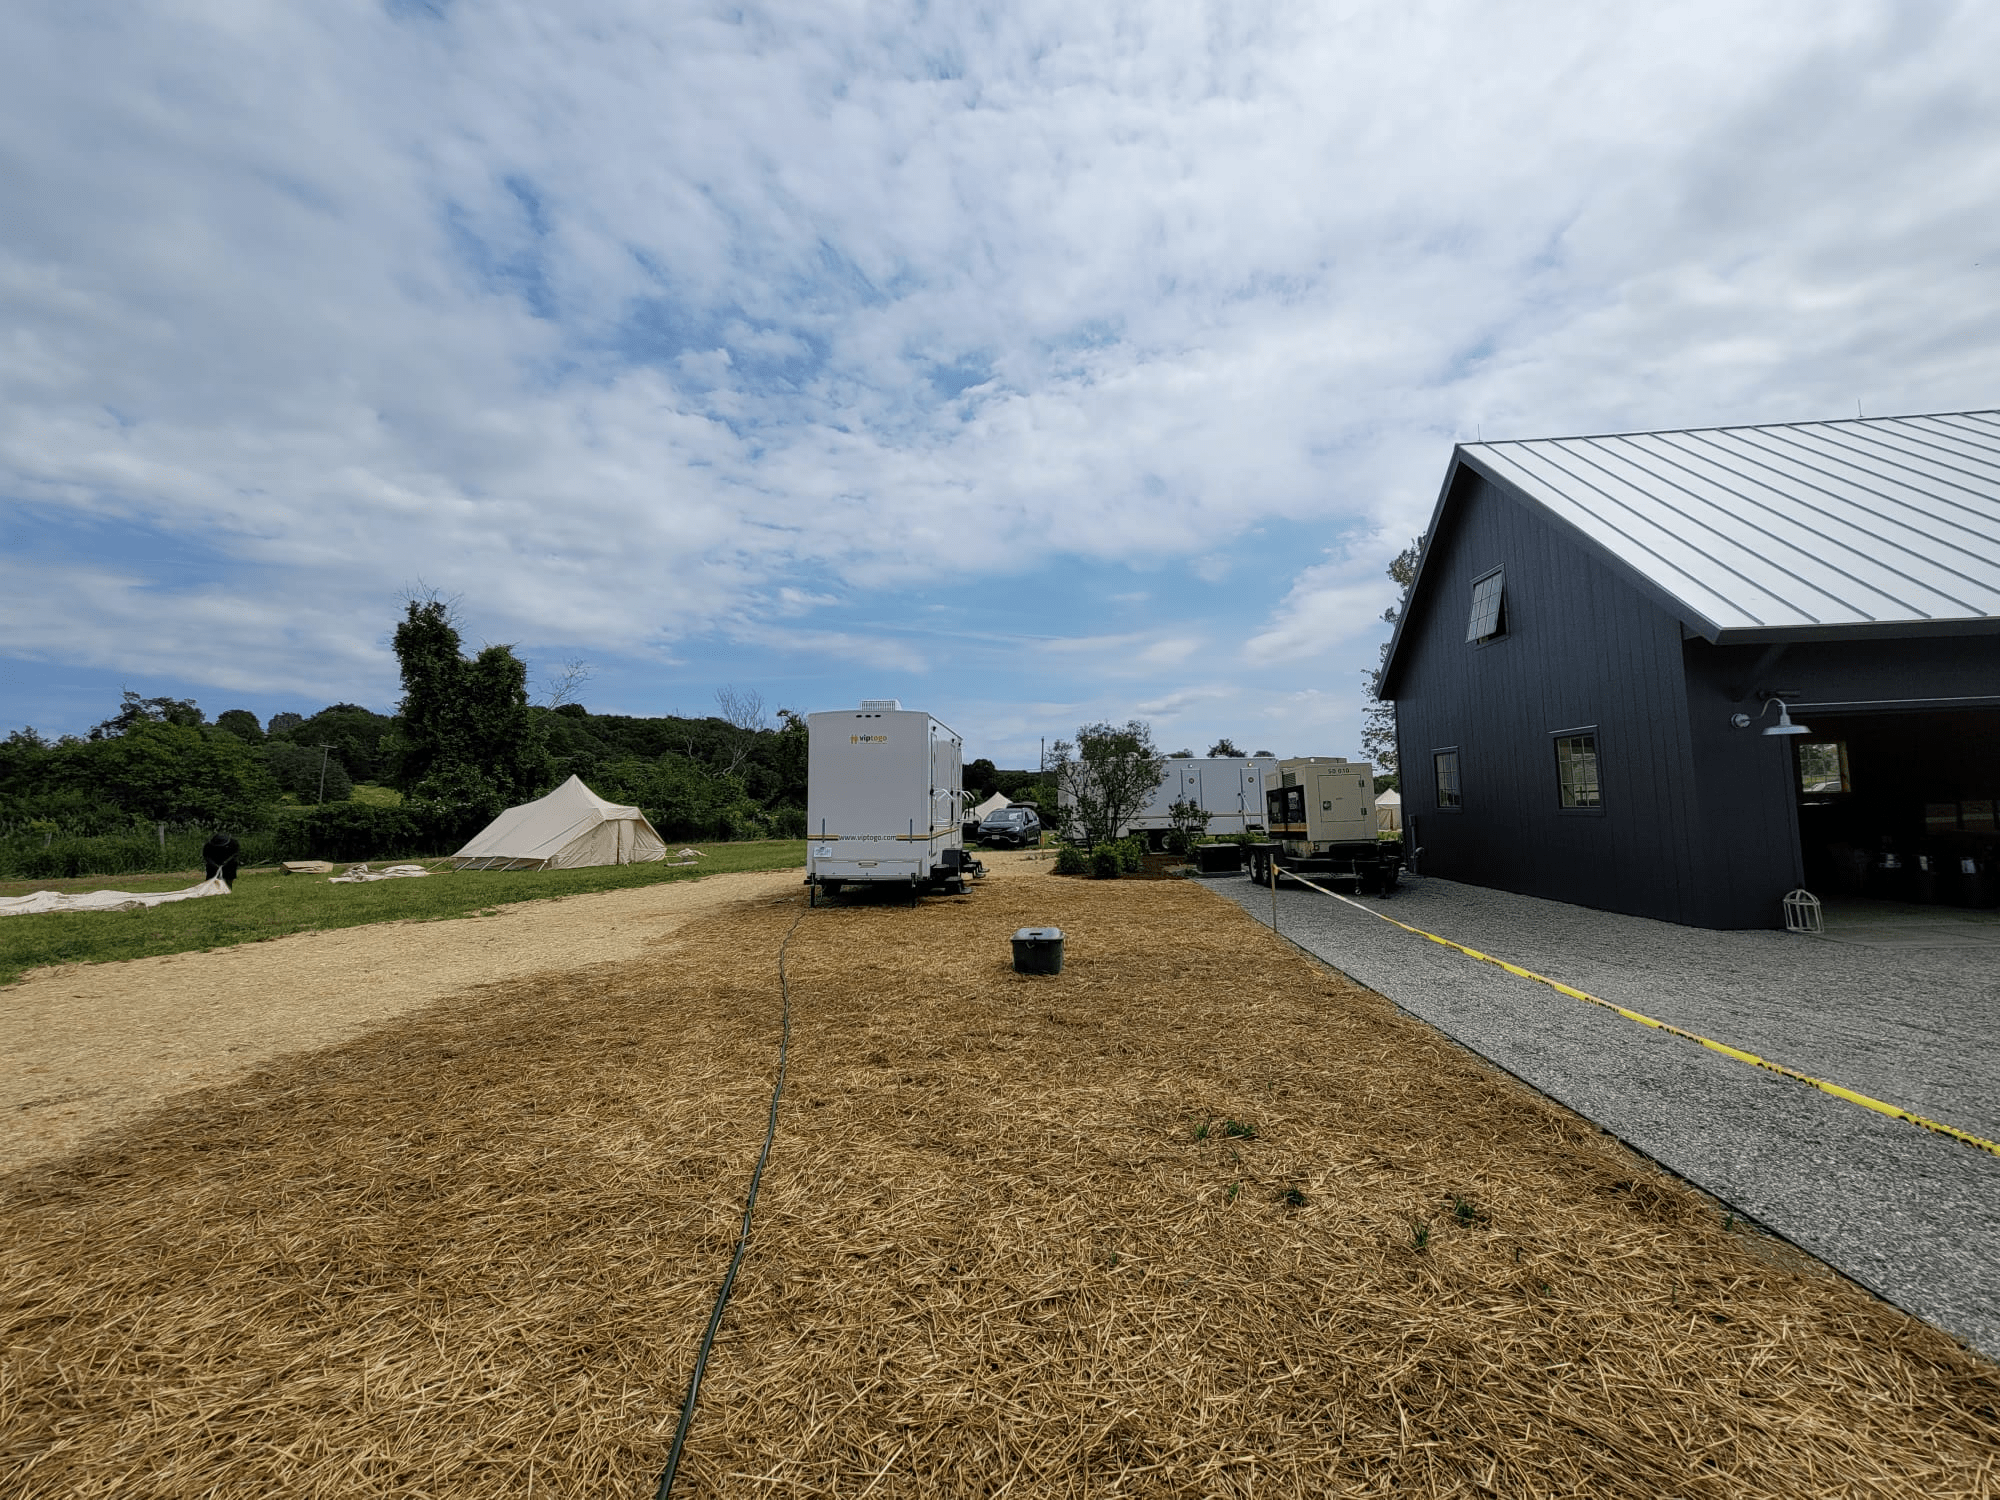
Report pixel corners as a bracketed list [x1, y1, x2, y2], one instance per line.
[1731, 698, 1811, 736]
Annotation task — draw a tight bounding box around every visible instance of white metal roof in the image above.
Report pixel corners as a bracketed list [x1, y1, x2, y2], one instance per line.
[1460, 409, 2000, 639]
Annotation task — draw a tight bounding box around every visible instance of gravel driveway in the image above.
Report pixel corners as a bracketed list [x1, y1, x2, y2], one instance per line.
[1200, 871, 2000, 1362]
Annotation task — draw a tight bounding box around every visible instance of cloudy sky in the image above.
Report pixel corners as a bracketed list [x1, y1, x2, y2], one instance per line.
[4, 1, 1997, 763]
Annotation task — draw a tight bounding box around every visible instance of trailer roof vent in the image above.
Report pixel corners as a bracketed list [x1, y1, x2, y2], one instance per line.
[860, 698, 902, 711]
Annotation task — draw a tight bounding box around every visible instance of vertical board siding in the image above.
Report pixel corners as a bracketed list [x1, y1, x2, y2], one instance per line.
[1392, 470, 1709, 924]
[1390, 464, 1996, 930]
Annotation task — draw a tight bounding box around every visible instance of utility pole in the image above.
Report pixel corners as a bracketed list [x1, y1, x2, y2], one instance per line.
[316, 744, 332, 804]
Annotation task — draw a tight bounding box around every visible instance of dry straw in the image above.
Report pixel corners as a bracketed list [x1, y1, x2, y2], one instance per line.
[3, 879, 1995, 1497]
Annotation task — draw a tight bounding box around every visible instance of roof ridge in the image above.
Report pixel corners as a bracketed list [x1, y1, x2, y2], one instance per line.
[1464, 407, 2000, 449]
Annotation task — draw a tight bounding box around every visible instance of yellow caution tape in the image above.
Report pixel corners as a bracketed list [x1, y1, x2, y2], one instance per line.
[1272, 864, 2000, 1160]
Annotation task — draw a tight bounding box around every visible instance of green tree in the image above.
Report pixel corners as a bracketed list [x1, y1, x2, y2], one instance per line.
[767, 709, 809, 809]
[1362, 536, 1425, 775]
[963, 757, 999, 798]
[1166, 796, 1212, 857]
[386, 597, 553, 838]
[287, 704, 394, 781]
[264, 741, 354, 803]
[593, 754, 756, 841]
[90, 692, 205, 740]
[1207, 738, 1244, 758]
[64, 721, 278, 824]
[214, 709, 264, 742]
[1048, 720, 1167, 846]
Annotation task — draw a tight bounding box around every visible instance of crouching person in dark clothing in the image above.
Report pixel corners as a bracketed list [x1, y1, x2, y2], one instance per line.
[203, 832, 241, 887]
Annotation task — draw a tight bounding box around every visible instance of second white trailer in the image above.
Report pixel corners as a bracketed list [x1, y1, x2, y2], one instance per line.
[1060, 756, 1281, 846]
[806, 699, 975, 899]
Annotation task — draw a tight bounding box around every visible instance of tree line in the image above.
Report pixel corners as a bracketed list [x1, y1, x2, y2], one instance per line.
[0, 598, 821, 875]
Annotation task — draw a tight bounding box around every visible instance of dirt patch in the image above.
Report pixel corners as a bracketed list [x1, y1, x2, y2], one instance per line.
[0, 868, 801, 1173]
[3, 873, 1995, 1496]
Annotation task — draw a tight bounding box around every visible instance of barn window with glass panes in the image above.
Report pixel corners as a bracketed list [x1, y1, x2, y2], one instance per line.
[1554, 733, 1601, 809]
[1465, 567, 1505, 643]
[1434, 749, 1462, 809]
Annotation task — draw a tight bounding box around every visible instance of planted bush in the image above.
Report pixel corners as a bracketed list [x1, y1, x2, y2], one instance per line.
[1090, 845, 1123, 879]
[1053, 842, 1090, 876]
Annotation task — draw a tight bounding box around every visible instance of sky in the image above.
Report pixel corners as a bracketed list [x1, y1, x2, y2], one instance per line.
[3, 1, 1998, 765]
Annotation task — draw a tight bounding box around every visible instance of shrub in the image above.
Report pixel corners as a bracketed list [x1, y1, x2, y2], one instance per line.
[1116, 838, 1144, 873]
[0, 821, 282, 880]
[276, 802, 426, 863]
[1090, 845, 1123, 879]
[1053, 842, 1090, 876]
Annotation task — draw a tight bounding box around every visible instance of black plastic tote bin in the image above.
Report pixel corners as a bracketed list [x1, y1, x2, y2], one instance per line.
[1195, 843, 1243, 874]
[1012, 927, 1065, 975]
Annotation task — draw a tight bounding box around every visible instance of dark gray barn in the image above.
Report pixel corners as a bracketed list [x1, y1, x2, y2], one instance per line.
[1377, 410, 2000, 929]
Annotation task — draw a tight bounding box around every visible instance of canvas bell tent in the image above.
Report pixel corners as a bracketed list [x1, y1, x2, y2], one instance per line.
[452, 776, 667, 871]
[969, 790, 1014, 822]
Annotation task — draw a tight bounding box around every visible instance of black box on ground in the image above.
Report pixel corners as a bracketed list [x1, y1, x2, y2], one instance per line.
[1011, 927, 1064, 975]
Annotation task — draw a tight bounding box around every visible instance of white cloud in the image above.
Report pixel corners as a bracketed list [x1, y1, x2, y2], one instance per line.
[3, 0, 1999, 751]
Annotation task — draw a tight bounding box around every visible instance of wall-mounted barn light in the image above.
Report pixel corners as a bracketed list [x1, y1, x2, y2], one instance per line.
[1731, 698, 1811, 736]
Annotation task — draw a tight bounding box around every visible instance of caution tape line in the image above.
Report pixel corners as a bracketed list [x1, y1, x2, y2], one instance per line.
[1271, 864, 2000, 1160]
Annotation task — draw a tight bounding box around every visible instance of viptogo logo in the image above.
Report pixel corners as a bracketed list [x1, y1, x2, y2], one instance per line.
[851, 734, 889, 745]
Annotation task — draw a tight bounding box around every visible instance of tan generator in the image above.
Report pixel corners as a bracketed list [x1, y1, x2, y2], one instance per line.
[1250, 756, 1402, 895]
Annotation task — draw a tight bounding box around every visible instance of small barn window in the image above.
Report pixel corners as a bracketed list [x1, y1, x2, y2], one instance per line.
[1434, 749, 1462, 809]
[1553, 733, 1601, 809]
[1796, 740, 1849, 795]
[1465, 568, 1505, 643]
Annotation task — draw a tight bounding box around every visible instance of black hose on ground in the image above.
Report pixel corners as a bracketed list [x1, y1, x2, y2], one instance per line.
[654, 898, 809, 1499]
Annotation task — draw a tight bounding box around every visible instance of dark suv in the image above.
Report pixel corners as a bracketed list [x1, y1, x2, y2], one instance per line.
[976, 806, 1042, 847]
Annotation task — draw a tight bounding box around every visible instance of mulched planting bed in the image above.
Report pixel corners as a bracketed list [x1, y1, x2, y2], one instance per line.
[2, 877, 1994, 1497]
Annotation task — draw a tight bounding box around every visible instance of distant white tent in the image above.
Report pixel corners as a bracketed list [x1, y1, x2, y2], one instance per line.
[969, 791, 1014, 822]
[1376, 788, 1402, 832]
[453, 776, 667, 871]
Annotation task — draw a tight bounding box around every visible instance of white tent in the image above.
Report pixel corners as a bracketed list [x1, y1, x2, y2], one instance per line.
[453, 776, 667, 871]
[1376, 788, 1402, 832]
[969, 790, 1014, 822]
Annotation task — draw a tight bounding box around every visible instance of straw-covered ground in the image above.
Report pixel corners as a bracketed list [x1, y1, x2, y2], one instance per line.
[0, 867, 804, 1172]
[2, 870, 1994, 1497]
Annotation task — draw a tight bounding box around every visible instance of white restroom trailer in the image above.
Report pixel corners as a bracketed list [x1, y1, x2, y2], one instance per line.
[806, 700, 976, 899]
[1062, 757, 1282, 846]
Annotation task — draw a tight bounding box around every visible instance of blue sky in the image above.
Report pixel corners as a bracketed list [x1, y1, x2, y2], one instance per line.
[4, 1, 1998, 764]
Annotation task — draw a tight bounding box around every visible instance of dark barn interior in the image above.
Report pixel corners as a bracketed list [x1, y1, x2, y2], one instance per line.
[1796, 708, 2000, 906]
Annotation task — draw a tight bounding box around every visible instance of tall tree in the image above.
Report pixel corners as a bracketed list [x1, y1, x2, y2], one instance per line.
[1361, 536, 1425, 776]
[712, 685, 768, 778]
[387, 596, 552, 834]
[214, 709, 264, 742]
[1048, 720, 1167, 847]
[90, 692, 205, 740]
[1207, 737, 1245, 758]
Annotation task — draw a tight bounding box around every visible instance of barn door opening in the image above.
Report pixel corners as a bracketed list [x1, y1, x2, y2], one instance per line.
[1795, 707, 1999, 908]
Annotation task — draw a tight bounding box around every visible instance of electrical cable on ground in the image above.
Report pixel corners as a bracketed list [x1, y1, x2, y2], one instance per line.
[654, 898, 810, 1499]
[1271, 863, 2000, 1160]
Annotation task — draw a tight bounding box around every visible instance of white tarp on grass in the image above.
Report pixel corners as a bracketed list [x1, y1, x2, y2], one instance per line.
[452, 775, 668, 872]
[0, 877, 231, 917]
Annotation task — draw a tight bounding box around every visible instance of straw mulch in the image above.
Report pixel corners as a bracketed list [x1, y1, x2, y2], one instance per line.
[2, 877, 1994, 1497]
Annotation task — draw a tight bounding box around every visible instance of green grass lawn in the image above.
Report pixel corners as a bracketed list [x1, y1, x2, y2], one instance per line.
[0, 840, 806, 986]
